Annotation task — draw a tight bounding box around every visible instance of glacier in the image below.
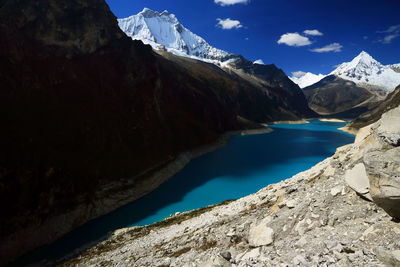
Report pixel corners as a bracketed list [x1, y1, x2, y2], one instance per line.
[289, 72, 326, 88]
[118, 8, 235, 64]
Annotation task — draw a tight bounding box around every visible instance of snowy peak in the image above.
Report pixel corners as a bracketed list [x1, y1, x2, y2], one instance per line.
[335, 51, 382, 74]
[289, 72, 326, 88]
[118, 8, 233, 63]
[352, 51, 378, 66]
[331, 51, 400, 92]
[389, 63, 400, 73]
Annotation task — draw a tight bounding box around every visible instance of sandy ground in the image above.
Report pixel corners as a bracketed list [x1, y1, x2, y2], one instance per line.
[319, 118, 346, 122]
[338, 126, 359, 135]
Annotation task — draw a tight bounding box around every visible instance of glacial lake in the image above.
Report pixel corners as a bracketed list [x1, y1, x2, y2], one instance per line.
[17, 120, 354, 265]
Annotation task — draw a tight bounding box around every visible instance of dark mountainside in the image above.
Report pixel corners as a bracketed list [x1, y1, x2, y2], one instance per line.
[347, 85, 400, 130]
[303, 75, 382, 118]
[0, 0, 315, 264]
[226, 56, 316, 118]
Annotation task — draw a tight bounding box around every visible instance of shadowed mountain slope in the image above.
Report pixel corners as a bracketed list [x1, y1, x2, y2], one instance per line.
[303, 75, 382, 118]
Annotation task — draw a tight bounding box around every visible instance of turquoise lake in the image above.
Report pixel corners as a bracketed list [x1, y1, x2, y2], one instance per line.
[17, 120, 354, 265]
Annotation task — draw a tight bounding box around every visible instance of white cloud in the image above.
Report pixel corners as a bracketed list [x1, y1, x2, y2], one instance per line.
[378, 24, 400, 33]
[291, 71, 306, 78]
[216, 18, 243, 30]
[381, 34, 400, 44]
[377, 25, 400, 44]
[277, 33, 312, 47]
[311, 43, 343, 53]
[214, 0, 249, 6]
[254, 59, 264, 65]
[303, 29, 323, 36]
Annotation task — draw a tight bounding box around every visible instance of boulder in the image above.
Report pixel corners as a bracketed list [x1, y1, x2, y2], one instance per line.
[286, 199, 296, 209]
[293, 255, 308, 265]
[330, 186, 342, 197]
[377, 107, 400, 146]
[364, 147, 400, 219]
[240, 248, 261, 261]
[344, 163, 372, 201]
[355, 123, 373, 144]
[248, 223, 274, 247]
[220, 251, 232, 261]
[375, 247, 400, 267]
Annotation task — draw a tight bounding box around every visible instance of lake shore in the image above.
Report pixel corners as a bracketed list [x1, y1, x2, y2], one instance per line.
[318, 118, 347, 122]
[269, 119, 310, 125]
[338, 125, 359, 135]
[315, 118, 357, 135]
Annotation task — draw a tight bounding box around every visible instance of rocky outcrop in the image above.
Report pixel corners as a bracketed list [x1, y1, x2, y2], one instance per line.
[352, 107, 400, 219]
[62, 106, 400, 267]
[343, 107, 400, 219]
[366, 148, 400, 219]
[344, 163, 372, 201]
[348, 85, 400, 131]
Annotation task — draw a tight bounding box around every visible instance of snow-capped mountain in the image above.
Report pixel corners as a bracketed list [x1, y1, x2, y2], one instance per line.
[389, 63, 400, 73]
[289, 72, 326, 88]
[330, 51, 400, 92]
[118, 8, 235, 63]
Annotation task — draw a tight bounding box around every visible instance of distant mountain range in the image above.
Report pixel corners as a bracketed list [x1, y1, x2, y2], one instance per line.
[291, 51, 400, 92]
[292, 52, 400, 118]
[289, 72, 326, 88]
[118, 10, 400, 95]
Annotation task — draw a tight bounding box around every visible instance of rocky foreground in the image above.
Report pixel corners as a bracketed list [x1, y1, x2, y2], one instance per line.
[63, 107, 400, 267]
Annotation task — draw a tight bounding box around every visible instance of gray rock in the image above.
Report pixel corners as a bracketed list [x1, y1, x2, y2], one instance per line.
[248, 223, 274, 247]
[377, 107, 400, 146]
[220, 251, 232, 261]
[344, 163, 373, 201]
[330, 186, 342, 197]
[286, 199, 296, 209]
[240, 247, 260, 261]
[375, 247, 400, 267]
[364, 147, 400, 219]
[293, 255, 308, 265]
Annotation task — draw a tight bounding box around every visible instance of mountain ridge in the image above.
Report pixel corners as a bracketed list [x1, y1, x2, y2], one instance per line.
[303, 75, 378, 117]
[331, 51, 400, 92]
[289, 72, 326, 88]
[118, 8, 235, 64]
[291, 51, 400, 92]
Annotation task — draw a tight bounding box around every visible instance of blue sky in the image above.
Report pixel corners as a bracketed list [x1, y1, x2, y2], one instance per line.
[105, 0, 400, 76]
